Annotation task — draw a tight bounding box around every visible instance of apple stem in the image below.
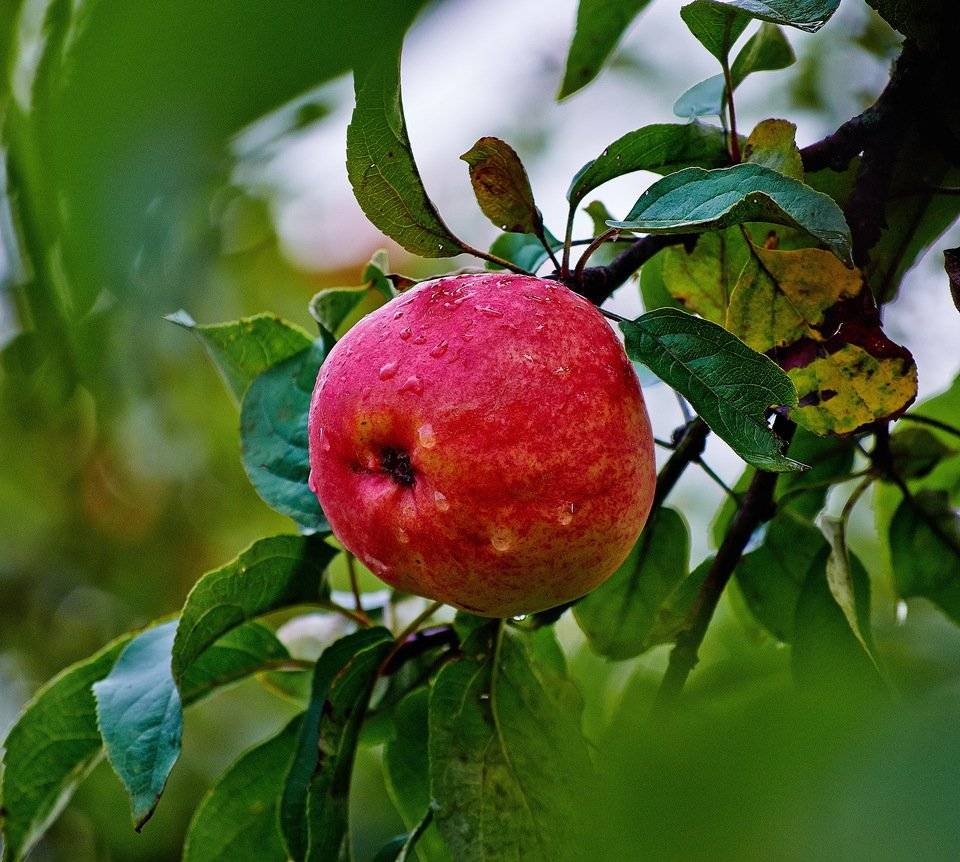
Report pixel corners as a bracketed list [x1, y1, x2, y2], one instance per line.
[346, 552, 364, 615]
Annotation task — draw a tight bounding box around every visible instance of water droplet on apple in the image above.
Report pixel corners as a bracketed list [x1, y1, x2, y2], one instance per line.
[490, 527, 513, 552]
[433, 490, 449, 511]
[553, 366, 570, 376]
[367, 556, 389, 575]
[417, 423, 436, 448]
[399, 327, 412, 341]
[558, 502, 575, 526]
[398, 375, 424, 395]
[430, 340, 448, 358]
[308, 470, 318, 492]
[413, 334, 427, 345]
[379, 361, 399, 380]
[461, 330, 475, 341]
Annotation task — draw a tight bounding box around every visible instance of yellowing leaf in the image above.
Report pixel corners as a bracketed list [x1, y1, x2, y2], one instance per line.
[785, 323, 918, 435]
[661, 227, 749, 324]
[743, 118, 804, 180]
[726, 245, 863, 352]
[461, 137, 542, 236]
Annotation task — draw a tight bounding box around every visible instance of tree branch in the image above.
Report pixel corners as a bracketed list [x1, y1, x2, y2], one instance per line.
[652, 417, 795, 711]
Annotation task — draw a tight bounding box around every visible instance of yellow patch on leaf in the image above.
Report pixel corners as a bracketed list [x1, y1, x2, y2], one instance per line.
[743, 118, 804, 181]
[726, 245, 863, 353]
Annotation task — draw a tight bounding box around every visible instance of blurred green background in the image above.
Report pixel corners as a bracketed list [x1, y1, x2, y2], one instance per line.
[2, 1, 959, 859]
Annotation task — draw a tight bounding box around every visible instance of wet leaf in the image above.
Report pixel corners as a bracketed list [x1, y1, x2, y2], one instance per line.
[662, 227, 750, 323]
[726, 245, 863, 352]
[610, 164, 853, 265]
[742, 118, 803, 180]
[461, 137, 542, 236]
[680, 1, 750, 61]
[621, 308, 802, 471]
[574, 508, 690, 659]
[558, 0, 654, 98]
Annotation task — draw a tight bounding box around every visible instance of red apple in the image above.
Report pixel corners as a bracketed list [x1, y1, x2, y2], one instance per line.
[307, 273, 655, 617]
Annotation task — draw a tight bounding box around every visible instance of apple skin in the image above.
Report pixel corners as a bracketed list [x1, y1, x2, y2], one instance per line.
[307, 273, 655, 618]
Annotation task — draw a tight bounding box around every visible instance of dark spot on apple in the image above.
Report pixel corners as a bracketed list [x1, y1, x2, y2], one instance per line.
[380, 447, 414, 486]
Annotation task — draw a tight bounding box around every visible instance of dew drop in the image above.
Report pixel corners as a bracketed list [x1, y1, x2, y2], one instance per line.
[379, 361, 399, 380]
[461, 330, 475, 341]
[413, 334, 427, 345]
[896, 600, 908, 625]
[308, 471, 318, 493]
[433, 490, 450, 512]
[399, 327, 412, 341]
[398, 375, 424, 395]
[393, 310, 404, 320]
[430, 339, 449, 358]
[558, 502, 575, 526]
[367, 556, 389, 575]
[417, 423, 436, 448]
[490, 527, 513, 553]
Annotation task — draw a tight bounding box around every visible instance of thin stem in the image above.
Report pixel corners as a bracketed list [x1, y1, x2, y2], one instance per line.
[536, 226, 563, 273]
[775, 469, 874, 508]
[899, 413, 960, 441]
[599, 307, 630, 324]
[320, 598, 372, 628]
[378, 601, 444, 674]
[346, 552, 363, 615]
[721, 58, 741, 163]
[574, 228, 620, 283]
[561, 209, 576, 278]
[397, 809, 434, 862]
[675, 392, 693, 424]
[696, 458, 740, 502]
[652, 418, 711, 510]
[836, 474, 876, 578]
[461, 242, 531, 275]
[654, 437, 675, 449]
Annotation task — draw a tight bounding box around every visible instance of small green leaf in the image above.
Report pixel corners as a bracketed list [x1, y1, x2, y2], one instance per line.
[279, 627, 393, 862]
[609, 163, 854, 265]
[568, 123, 730, 208]
[574, 508, 690, 659]
[742, 118, 803, 180]
[558, 0, 654, 98]
[0, 635, 132, 862]
[620, 308, 802, 471]
[461, 137, 542, 236]
[430, 622, 595, 862]
[241, 340, 329, 532]
[165, 312, 312, 405]
[681, 1, 751, 61]
[722, 0, 840, 32]
[308, 252, 395, 341]
[673, 74, 726, 118]
[889, 491, 960, 624]
[735, 512, 827, 640]
[821, 514, 878, 662]
[347, 41, 464, 257]
[730, 22, 795, 84]
[183, 717, 302, 862]
[486, 228, 561, 273]
[93, 621, 182, 830]
[172, 534, 336, 682]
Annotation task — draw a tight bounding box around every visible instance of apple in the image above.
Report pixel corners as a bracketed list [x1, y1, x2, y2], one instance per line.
[307, 273, 655, 617]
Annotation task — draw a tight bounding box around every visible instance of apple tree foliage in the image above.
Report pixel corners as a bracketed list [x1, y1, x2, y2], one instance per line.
[3, 0, 960, 860]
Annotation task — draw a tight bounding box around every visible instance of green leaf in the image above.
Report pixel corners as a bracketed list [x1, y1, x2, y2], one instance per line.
[722, 0, 840, 32]
[775, 428, 856, 520]
[574, 508, 690, 659]
[661, 227, 750, 323]
[620, 308, 802, 471]
[639, 250, 685, 313]
[821, 514, 878, 662]
[568, 123, 730, 208]
[279, 627, 393, 862]
[609, 163, 854, 265]
[347, 36, 464, 258]
[735, 512, 827, 641]
[308, 252, 395, 341]
[429, 622, 595, 862]
[486, 228, 561, 273]
[241, 340, 329, 532]
[889, 491, 960, 624]
[0, 634, 132, 862]
[558, 0, 654, 98]
[165, 312, 312, 405]
[92, 621, 182, 830]
[889, 427, 956, 480]
[183, 717, 302, 862]
[730, 23, 795, 84]
[742, 118, 803, 180]
[792, 549, 882, 692]
[382, 688, 450, 862]
[0, 621, 295, 862]
[461, 137, 542, 236]
[680, 1, 751, 61]
[673, 75, 726, 118]
[172, 534, 336, 682]
[373, 813, 436, 862]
